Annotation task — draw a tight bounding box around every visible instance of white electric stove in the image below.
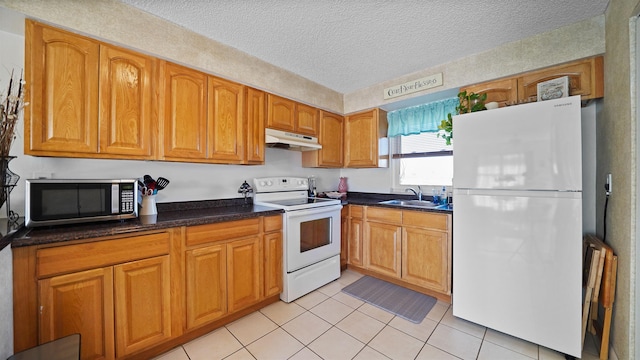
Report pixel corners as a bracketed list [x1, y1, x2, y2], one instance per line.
[253, 177, 342, 302]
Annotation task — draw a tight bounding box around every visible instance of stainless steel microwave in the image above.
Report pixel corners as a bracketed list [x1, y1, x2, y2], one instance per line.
[25, 179, 138, 227]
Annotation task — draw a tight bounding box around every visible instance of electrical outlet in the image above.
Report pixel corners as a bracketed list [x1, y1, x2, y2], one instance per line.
[606, 173, 612, 195]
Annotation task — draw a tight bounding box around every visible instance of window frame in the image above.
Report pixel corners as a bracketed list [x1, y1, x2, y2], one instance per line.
[389, 133, 453, 193]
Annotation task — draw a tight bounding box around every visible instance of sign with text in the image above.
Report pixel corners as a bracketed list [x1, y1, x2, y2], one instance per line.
[383, 73, 443, 100]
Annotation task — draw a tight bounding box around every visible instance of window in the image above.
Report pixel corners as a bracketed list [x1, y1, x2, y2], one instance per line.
[391, 132, 453, 187]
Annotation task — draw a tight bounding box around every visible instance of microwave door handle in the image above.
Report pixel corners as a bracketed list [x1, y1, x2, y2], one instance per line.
[285, 205, 342, 219]
[111, 184, 119, 214]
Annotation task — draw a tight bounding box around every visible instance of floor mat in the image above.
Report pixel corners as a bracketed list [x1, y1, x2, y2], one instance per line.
[341, 275, 437, 324]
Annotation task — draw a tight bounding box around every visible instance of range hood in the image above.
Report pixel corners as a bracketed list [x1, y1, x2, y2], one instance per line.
[265, 128, 322, 151]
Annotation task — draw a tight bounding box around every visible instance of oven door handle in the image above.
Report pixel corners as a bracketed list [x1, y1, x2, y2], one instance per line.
[284, 204, 342, 219]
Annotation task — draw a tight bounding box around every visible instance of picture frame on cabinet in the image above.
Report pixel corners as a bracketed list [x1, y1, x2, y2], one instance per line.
[537, 76, 569, 101]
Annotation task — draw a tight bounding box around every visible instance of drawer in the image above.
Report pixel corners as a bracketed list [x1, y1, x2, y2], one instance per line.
[187, 218, 260, 247]
[366, 206, 402, 224]
[263, 215, 282, 233]
[37, 232, 171, 278]
[403, 210, 449, 231]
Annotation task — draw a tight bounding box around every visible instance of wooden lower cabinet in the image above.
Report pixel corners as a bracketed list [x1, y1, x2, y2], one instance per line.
[114, 256, 172, 357]
[364, 221, 402, 278]
[263, 232, 283, 297]
[185, 244, 227, 329]
[340, 206, 349, 269]
[38, 254, 172, 359]
[349, 206, 452, 300]
[347, 205, 364, 267]
[39, 268, 115, 360]
[402, 227, 449, 292]
[14, 216, 283, 360]
[227, 236, 262, 313]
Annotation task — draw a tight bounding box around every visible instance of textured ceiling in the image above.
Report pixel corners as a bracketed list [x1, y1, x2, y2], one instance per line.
[119, 0, 609, 94]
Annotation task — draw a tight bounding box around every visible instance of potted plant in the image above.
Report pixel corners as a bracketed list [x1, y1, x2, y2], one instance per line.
[438, 90, 487, 145]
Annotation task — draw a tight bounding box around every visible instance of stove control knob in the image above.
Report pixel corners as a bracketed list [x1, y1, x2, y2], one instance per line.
[259, 181, 266, 186]
[267, 180, 273, 186]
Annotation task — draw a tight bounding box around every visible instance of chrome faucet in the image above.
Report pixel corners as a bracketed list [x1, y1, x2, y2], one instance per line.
[406, 186, 422, 201]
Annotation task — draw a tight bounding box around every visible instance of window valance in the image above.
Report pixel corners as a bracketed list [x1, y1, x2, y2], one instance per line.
[387, 97, 459, 137]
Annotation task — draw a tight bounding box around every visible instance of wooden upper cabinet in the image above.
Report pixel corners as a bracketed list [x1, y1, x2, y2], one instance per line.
[26, 21, 99, 155]
[302, 111, 344, 168]
[295, 103, 319, 135]
[462, 78, 518, 108]
[99, 44, 154, 158]
[208, 77, 244, 163]
[161, 62, 208, 160]
[245, 88, 266, 164]
[463, 56, 604, 107]
[344, 108, 388, 168]
[518, 56, 604, 102]
[267, 94, 295, 131]
[267, 94, 319, 136]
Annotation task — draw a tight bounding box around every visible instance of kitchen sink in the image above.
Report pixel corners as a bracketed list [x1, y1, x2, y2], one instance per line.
[378, 199, 440, 208]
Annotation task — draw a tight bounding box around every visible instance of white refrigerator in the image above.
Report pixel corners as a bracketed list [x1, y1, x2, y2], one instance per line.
[452, 95, 582, 357]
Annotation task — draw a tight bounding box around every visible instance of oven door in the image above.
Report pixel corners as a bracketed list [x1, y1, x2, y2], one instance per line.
[283, 205, 342, 273]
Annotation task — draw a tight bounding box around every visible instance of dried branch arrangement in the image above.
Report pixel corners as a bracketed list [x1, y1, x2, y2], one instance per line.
[0, 69, 26, 156]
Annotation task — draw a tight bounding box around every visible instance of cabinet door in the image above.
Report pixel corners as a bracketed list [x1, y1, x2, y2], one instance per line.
[227, 236, 262, 312]
[114, 255, 171, 357]
[344, 109, 380, 168]
[245, 87, 266, 164]
[208, 77, 244, 163]
[348, 218, 364, 266]
[518, 56, 604, 102]
[462, 78, 518, 108]
[39, 268, 115, 360]
[185, 244, 227, 330]
[365, 222, 402, 278]
[263, 232, 283, 297]
[99, 44, 154, 157]
[267, 94, 295, 131]
[302, 111, 344, 168]
[402, 227, 449, 293]
[340, 206, 349, 268]
[161, 62, 207, 159]
[319, 111, 344, 167]
[296, 103, 318, 136]
[26, 21, 99, 154]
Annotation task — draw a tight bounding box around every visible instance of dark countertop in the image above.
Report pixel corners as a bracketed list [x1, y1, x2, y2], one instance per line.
[342, 192, 454, 214]
[2, 192, 452, 251]
[0, 218, 26, 252]
[8, 199, 283, 248]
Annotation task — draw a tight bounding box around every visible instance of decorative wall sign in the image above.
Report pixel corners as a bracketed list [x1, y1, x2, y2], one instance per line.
[384, 73, 443, 100]
[537, 76, 569, 101]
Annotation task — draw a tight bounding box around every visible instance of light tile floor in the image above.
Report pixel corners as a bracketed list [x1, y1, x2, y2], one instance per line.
[155, 270, 603, 360]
